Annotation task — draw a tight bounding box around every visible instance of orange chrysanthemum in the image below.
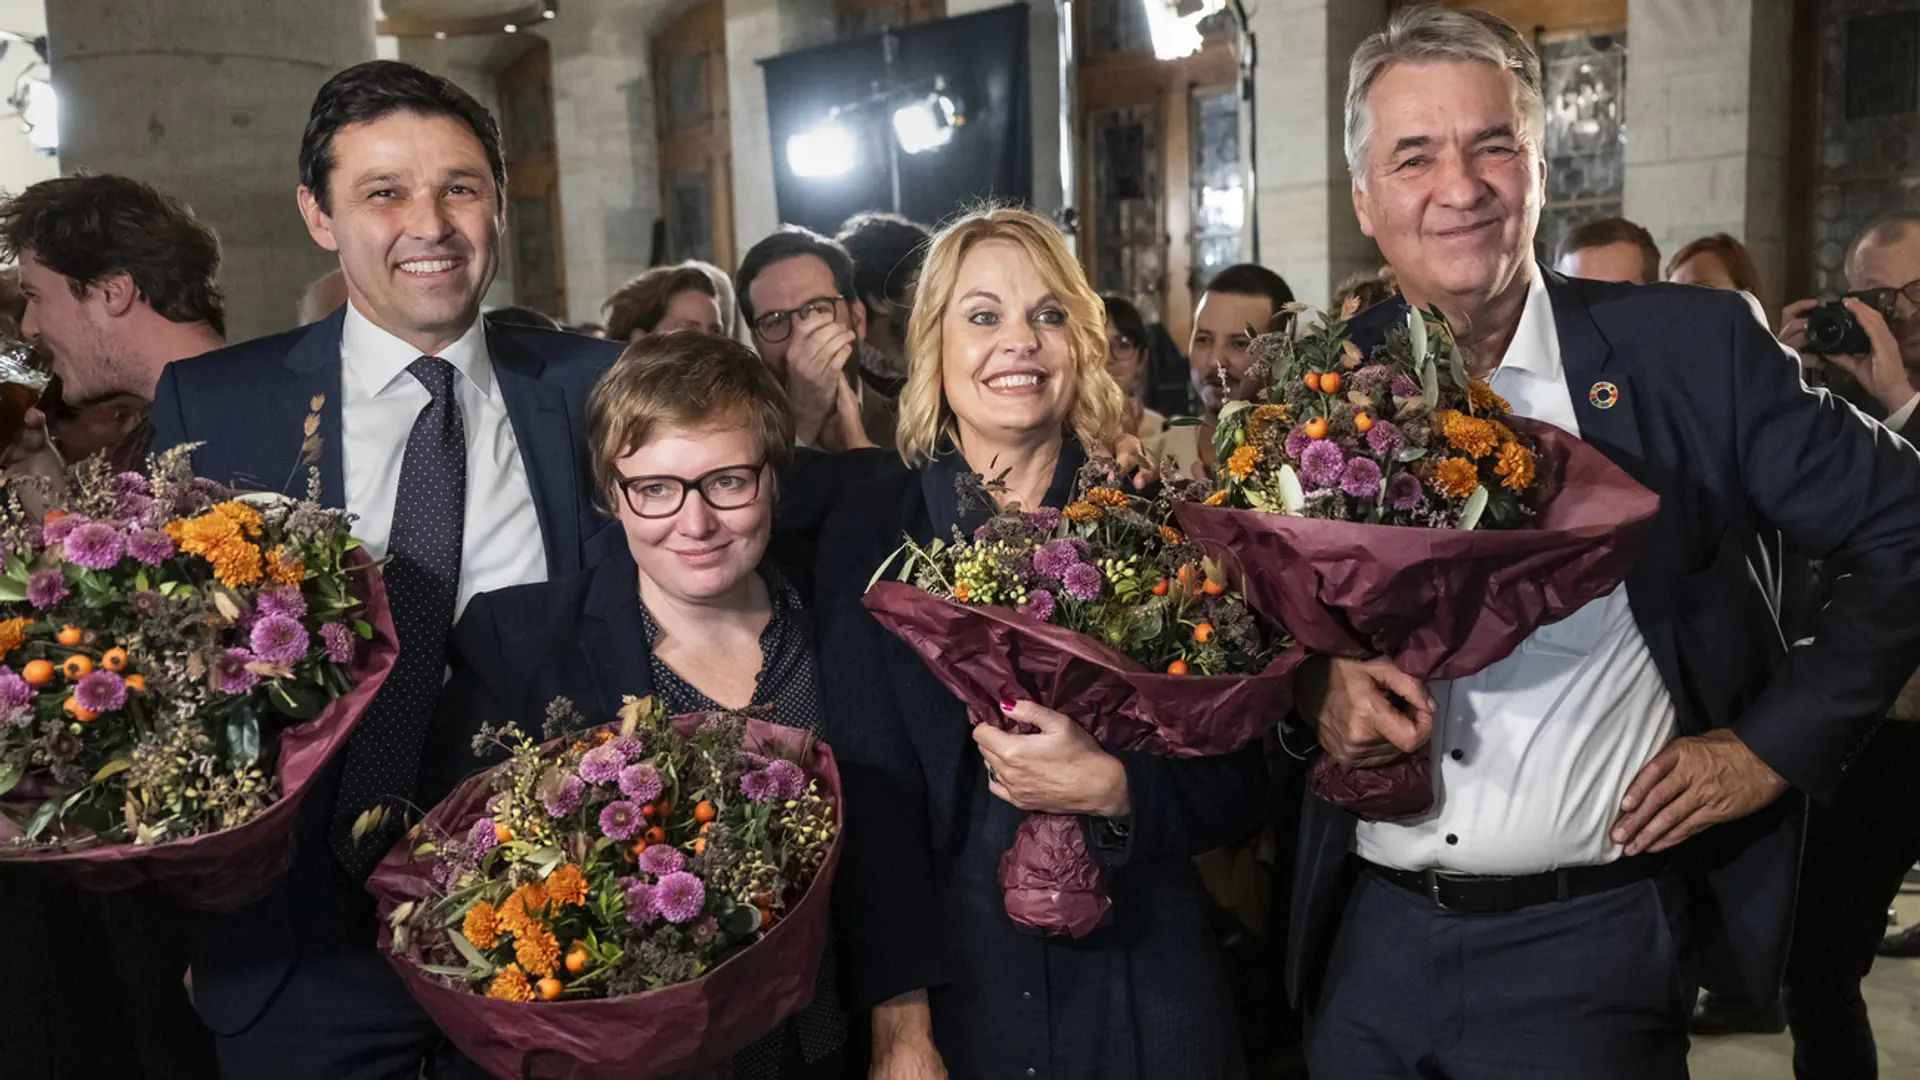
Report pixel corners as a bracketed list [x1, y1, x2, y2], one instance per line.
[462, 901, 500, 950]
[1226, 445, 1261, 480]
[1203, 490, 1228, 507]
[167, 505, 268, 586]
[206, 539, 264, 588]
[1252, 404, 1291, 424]
[1432, 457, 1481, 499]
[485, 963, 535, 1002]
[264, 545, 304, 587]
[544, 864, 589, 907]
[1085, 487, 1130, 508]
[210, 501, 264, 537]
[1159, 526, 1185, 545]
[1495, 441, 1536, 491]
[0, 617, 28, 658]
[513, 927, 561, 978]
[1064, 501, 1099, 524]
[1436, 410, 1499, 459]
[1467, 380, 1510, 414]
[497, 882, 548, 937]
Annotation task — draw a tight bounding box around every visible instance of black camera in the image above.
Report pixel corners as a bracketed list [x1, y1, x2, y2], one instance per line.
[1803, 291, 1899, 355]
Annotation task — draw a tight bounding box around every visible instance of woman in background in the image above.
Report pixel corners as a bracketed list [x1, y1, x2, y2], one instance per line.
[601, 263, 729, 342]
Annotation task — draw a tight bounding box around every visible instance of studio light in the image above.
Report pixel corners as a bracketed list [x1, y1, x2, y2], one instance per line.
[891, 90, 960, 155]
[1142, 0, 1223, 61]
[11, 72, 53, 155]
[786, 119, 858, 179]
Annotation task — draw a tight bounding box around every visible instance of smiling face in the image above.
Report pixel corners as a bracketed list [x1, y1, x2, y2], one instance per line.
[297, 110, 503, 356]
[16, 251, 129, 401]
[1351, 59, 1543, 312]
[940, 238, 1078, 455]
[614, 421, 774, 606]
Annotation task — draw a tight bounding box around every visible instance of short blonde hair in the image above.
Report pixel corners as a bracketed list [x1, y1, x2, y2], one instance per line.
[586, 332, 794, 515]
[895, 206, 1124, 466]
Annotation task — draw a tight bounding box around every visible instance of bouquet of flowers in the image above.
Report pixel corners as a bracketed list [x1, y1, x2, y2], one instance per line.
[0, 449, 396, 908]
[864, 462, 1304, 937]
[1177, 300, 1659, 819]
[368, 695, 842, 1080]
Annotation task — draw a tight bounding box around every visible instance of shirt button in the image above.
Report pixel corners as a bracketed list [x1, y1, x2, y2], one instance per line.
[1450, 749, 1464, 762]
[1445, 834, 1459, 845]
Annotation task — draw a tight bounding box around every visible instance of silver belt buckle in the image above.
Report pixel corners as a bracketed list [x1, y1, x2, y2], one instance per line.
[1424, 869, 1444, 907]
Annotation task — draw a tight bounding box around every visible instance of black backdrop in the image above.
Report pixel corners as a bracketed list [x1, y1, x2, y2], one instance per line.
[761, 2, 1033, 234]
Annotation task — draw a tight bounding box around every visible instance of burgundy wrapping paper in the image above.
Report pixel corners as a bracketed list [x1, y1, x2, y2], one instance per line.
[862, 581, 1306, 936]
[0, 547, 397, 910]
[367, 718, 844, 1080]
[1175, 418, 1659, 820]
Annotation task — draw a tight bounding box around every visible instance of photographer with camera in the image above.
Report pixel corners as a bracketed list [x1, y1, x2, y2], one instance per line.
[1766, 208, 1920, 1078]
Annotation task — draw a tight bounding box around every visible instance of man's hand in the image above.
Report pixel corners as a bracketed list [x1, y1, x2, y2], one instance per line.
[1611, 729, 1787, 856]
[1777, 298, 1816, 355]
[785, 312, 857, 443]
[1094, 433, 1157, 490]
[975, 701, 1128, 818]
[1826, 298, 1920, 415]
[871, 992, 949, 1080]
[1297, 656, 1435, 768]
[818, 378, 876, 452]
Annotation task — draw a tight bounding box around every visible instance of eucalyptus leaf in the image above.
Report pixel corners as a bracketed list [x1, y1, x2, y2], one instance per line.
[1420, 357, 1440, 410]
[23, 796, 60, 840]
[1162, 415, 1202, 428]
[1217, 400, 1252, 426]
[90, 759, 131, 784]
[0, 757, 20, 798]
[1397, 446, 1427, 463]
[1460, 485, 1490, 531]
[529, 845, 566, 879]
[447, 929, 499, 976]
[226, 709, 262, 764]
[1277, 464, 1306, 514]
[1407, 307, 1428, 368]
[1449, 343, 1471, 398]
[0, 580, 24, 603]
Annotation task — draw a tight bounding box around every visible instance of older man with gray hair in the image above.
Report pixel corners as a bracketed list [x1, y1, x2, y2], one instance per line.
[1287, 6, 1920, 1077]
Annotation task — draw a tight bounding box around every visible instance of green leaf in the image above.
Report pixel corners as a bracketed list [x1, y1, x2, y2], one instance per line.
[90, 759, 131, 784]
[1420, 357, 1440, 410]
[269, 680, 323, 722]
[717, 901, 761, 937]
[133, 569, 150, 592]
[1397, 446, 1427, 463]
[1407, 307, 1428, 368]
[22, 796, 60, 840]
[0, 757, 21, 798]
[158, 581, 181, 597]
[1460, 485, 1490, 531]
[352, 619, 373, 640]
[1162, 415, 1202, 428]
[446, 929, 500, 977]
[226, 709, 262, 764]
[0, 580, 24, 603]
[1449, 343, 1471, 398]
[1217, 400, 1252, 427]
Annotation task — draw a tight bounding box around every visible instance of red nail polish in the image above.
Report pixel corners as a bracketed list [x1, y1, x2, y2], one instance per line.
[999, 700, 1016, 712]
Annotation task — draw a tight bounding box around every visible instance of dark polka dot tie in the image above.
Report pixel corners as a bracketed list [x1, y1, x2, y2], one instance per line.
[329, 355, 467, 879]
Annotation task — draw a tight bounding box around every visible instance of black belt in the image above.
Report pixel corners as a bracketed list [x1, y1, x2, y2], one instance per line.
[1363, 854, 1665, 915]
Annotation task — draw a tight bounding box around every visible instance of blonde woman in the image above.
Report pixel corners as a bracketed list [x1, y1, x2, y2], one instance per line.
[813, 207, 1261, 1079]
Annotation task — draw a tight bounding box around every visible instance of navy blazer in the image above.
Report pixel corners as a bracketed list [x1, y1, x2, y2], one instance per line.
[146, 308, 620, 1034]
[1287, 271, 1920, 1008]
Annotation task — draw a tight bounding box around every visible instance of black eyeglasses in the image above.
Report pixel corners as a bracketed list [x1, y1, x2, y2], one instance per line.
[1851, 279, 1920, 315]
[751, 295, 847, 343]
[615, 459, 768, 519]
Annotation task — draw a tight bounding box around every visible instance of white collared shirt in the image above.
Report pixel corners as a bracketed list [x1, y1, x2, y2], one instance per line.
[1354, 270, 1680, 875]
[339, 302, 548, 619]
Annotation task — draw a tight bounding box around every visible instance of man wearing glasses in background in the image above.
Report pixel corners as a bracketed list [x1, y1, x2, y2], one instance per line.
[1758, 209, 1920, 1076]
[736, 227, 877, 452]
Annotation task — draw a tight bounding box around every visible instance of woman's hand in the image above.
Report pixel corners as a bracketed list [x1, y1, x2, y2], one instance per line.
[974, 701, 1129, 818]
[871, 992, 948, 1080]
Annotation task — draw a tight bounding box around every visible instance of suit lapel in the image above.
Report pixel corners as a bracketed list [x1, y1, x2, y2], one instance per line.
[578, 549, 654, 720]
[489, 324, 582, 579]
[280, 308, 347, 509]
[1544, 270, 1649, 483]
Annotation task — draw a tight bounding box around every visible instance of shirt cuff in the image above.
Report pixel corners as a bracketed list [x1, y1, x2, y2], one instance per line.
[1886, 392, 1920, 434]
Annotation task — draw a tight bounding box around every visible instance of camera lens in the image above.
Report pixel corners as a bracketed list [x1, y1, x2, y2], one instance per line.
[1803, 301, 1871, 355]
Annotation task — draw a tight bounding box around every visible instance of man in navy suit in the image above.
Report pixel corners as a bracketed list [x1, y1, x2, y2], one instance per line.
[149, 61, 619, 1078]
[1289, 9, 1920, 1079]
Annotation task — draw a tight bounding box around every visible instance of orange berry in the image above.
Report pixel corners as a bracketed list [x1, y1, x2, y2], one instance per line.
[1304, 418, 1329, 440]
[1151, 578, 1169, 596]
[56, 625, 82, 647]
[630, 839, 648, 857]
[125, 674, 146, 692]
[693, 837, 708, 855]
[699, 822, 712, 836]
[63, 698, 97, 722]
[645, 826, 667, 845]
[1321, 372, 1343, 393]
[536, 977, 563, 1001]
[1354, 412, 1374, 433]
[1202, 577, 1227, 596]
[564, 949, 588, 974]
[101, 648, 128, 672]
[694, 800, 716, 823]
[1167, 659, 1190, 675]
[22, 659, 54, 686]
[62, 654, 92, 679]
[657, 801, 673, 818]
[1193, 623, 1214, 644]
[494, 822, 513, 844]
[640, 803, 656, 819]
[42, 510, 65, 524]
[1303, 371, 1322, 392]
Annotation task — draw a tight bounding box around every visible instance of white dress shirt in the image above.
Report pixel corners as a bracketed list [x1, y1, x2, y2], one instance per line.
[1354, 270, 1680, 875]
[339, 303, 548, 619]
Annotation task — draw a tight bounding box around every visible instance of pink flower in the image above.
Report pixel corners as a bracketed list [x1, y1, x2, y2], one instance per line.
[578, 743, 625, 785]
[1340, 457, 1384, 498]
[1385, 472, 1426, 512]
[618, 762, 663, 803]
[320, 622, 355, 664]
[1389, 374, 1420, 399]
[74, 671, 127, 713]
[1061, 562, 1103, 602]
[249, 614, 310, 666]
[1017, 588, 1056, 622]
[649, 871, 705, 924]
[126, 529, 175, 566]
[766, 759, 808, 800]
[0, 667, 31, 708]
[740, 769, 777, 803]
[64, 522, 125, 570]
[26, 568, 66, 610]
[638, 845, 685, 876]
[1366, 420, 1406, 459]
[210, 648, 259, 695]
[41, 514, 84, 546]
[624, 880, 654, 925]
[470, 817, 500, 856]
[256, 586, 308, 621]
[1284, 427, 1314, 461]
[598, 800, 642, 841]
[1300, 441, 1346, 489]
[543, 774, 585, 817]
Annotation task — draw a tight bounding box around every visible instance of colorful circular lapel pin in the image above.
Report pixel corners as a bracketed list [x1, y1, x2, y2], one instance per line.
[1588, 381, 1620, 410]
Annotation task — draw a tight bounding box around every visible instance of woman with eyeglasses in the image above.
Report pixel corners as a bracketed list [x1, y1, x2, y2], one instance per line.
[425, 331, 848, 1079]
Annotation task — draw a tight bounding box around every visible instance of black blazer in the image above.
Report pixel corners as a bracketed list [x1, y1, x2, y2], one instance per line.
[812, 446, 1270, 1011]
[146, 308, 621, 1035]
[1287, 271, 1920, 1007]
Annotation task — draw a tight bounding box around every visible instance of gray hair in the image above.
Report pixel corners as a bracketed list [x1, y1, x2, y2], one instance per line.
[1344, 6, 1545, 185]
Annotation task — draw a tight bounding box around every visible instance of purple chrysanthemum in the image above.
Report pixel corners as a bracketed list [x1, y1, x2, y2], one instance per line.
[543, 774, 585, 817]
[740, 769, 777, 803]
[649, 871, 706, 924]
[1389, 374, 1421, 400]
[26, 568, 66, 610]
[578, 743, 626, 785]
[116, 492, 154, 522]
[618, 762, 663, 803]
[638, 845, 685, 876]
[41, 514, 84, 546]
[115, 472, 151, 499]
[64, 522, 125, 571]
[1300, 440, 1347, 489]
[607, 736, 645, 761]
[1347, 364, 1394, 394]
[320, 622, 355, 664]
[470, 817, 500, 856]
[598, 800, 642, 841]
[74, 670, 127, 713]
[1385, 472, 1426, 512]
[249, 614, 310, 666]
[766, 759, 808, 801]
[1284, 427, 1314, 461]
[1018, 588, 1056, 622]
[624, 880, 655, 925]
[210, 648, 259, 695]
[1366, 420, 1406, 459]
[1031, 539, 1083, 582]
[1061, 562, 1103, 602]
[1028, 507, 1061, 532]
[1341, 457, 1384, 498]
[256, 586, 309, 621]
[0, 667, 30, 709]
[126, 528, 175, 566]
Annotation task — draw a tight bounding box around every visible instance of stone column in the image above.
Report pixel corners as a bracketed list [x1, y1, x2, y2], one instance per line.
[1623, 0, 1793, 311]
[725, 0, 837, 252]
[1249, 0, 1386, 309]
[47, 0, 377, 341]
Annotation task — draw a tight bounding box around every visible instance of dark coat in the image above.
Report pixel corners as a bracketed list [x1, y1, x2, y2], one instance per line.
[813, 443, 1267, 1078]
[1287, 271, 1920, 1009]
